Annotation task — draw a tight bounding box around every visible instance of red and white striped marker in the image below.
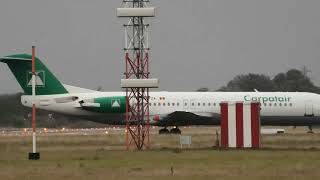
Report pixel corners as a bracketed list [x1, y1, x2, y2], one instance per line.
[28, 46, 40, 160]
[220, 102, 260, 148]
[31, 46, 37, 154]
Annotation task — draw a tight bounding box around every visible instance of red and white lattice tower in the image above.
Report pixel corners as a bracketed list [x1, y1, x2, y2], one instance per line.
[117, 1, 158, 150]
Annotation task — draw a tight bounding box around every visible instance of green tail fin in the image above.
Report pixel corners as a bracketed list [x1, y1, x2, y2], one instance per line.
[0, 54, 68, 95]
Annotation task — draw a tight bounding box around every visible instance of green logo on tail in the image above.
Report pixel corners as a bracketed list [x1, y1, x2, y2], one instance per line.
[27, 71, 46, 87]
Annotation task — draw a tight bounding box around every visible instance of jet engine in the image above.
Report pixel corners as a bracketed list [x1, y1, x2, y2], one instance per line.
[80, 96, 126, 113]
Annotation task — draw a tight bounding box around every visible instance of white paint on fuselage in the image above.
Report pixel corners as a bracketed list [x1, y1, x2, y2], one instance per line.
[21, 91, 320, 124]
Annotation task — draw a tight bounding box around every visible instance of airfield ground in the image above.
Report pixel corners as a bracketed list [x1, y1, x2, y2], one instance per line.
[0, 126, 320, 180]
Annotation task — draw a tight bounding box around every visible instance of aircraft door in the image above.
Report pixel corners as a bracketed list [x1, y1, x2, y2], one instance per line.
[314, 105, 320, 117]
[304, 100, 314, 117]
[183, 99, 189, 111]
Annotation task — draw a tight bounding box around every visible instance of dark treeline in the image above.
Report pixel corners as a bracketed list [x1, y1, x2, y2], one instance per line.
[198, 69, 320, 93]
[1, 68, 319, 127]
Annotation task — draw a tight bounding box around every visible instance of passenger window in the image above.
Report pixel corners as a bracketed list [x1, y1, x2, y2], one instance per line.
[289, 103, 292, 106]
[279, 103, 282, 106]
[203, 103, 205, 106]
[158, 103, 161, 106]
[185, 103, 187, 106]
[269, 103, 272, 106]
[284, 103, 287, 106]
[163, 103, 166, 106]
[264, 103, 267, 106]
[177, 103, 179, 106]
[192, 103, 194, 106]
[214, 103, 216, 106]
[153, 103, 156, 106]
[208, 103, 211, 106]
[168, 103, 170, 106]
[274, 103, 277, 106]
[172, 103, 175, 106]
[198, 103, 200, 106]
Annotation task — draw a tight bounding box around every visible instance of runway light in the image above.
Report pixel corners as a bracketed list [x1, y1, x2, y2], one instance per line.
[105, 131, 109, 134]
[24, 128, 27, 133]
[62, 127, 65, 131]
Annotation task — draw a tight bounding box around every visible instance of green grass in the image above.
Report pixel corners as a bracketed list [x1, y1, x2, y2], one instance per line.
[0, 127, 320, 180]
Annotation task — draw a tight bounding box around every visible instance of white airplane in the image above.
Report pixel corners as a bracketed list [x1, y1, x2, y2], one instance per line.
[1, 54, 320, 134]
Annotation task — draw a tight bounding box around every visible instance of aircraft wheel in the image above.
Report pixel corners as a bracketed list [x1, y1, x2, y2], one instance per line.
[159, 128, 170, 134]
[307, 125, 314, 134]
[170, 128, 181, 134]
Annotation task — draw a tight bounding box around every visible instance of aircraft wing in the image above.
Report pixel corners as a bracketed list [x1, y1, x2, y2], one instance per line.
[154, 111, 220, 126]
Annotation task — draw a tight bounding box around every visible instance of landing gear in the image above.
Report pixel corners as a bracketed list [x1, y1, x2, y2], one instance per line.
[307, 125, 314, 134]
[159, 128, 170, 134]
[170, 127, 181, 134]
[158, 127, 181, 134]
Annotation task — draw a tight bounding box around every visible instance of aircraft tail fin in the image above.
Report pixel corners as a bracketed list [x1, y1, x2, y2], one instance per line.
[0, 54, 68, 95]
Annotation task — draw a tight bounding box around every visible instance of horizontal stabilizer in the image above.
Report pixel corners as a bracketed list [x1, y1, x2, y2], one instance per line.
[54, 96, 79, 103]
[81, 103, 101, 108]
[63, 84, 98, 93]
